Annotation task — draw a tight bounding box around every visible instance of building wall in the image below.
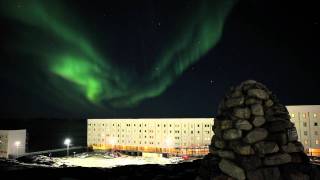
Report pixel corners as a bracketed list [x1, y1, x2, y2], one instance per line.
[0, 130, 26, 158]
[0, 131, 9, 158]
[287, 105, 320, 152]
[87, 105, 320, 156]
[87, 118, 214, 155]
[8, 130, 26, 157]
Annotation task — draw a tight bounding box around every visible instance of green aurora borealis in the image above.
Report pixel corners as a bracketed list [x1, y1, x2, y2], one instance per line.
[1, 0, 236, 111]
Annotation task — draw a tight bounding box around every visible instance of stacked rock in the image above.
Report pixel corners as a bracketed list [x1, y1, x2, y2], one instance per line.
[208, 80, 310, 180]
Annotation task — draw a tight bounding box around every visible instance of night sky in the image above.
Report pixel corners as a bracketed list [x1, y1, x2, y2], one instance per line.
[0, 0, 319, 119]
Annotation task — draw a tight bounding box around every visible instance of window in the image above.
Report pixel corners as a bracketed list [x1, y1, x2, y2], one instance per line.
[315, 131, 318, 135]
[304, 131, 308, 136]
[291, 113, 295, 118]
[314, 113, 318, 118]
[158, 124, 160, 127]
[315, 122, 318, 126]
[316, 140, 319, 145]
[303, 122, 307, 127]
[198, 131, 200, 134]
[191, 131, 193, 134]
[303, 113, 306, 118]
[198, 124, 200, 127]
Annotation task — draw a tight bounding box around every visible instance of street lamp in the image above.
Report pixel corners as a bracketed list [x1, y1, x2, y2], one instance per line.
[15, 141, 21, 157]
[64, 138, 71, 156]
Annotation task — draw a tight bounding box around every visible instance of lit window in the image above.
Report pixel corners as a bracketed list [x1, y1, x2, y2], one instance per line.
[314, 114, 318, 118]
[291, 113, 295, 118]
[316, 140, 319, 144]
[303, 113, 306, 118]
[303, 122, 307, 127]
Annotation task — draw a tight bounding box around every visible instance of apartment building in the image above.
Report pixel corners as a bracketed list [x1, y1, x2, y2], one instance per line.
[87, 118, 214, 156]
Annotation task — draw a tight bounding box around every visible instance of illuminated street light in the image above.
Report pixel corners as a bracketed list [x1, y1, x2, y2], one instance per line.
[15, 141, 21, 157]
[64, 138, 71, 156]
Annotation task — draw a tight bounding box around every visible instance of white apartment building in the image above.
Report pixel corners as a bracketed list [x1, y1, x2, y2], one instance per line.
[87, 118, 214, 156]
[87, 106, 320, 156]
[287, 105, 320, 156]
[0, 129, 27, 159]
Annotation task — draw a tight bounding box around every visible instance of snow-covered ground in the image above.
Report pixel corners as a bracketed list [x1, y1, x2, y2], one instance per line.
[56, 155, 174, 168]
[17, 153, 186, 168]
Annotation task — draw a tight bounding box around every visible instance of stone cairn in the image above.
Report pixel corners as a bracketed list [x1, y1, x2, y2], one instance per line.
[198, 80, 318, 180]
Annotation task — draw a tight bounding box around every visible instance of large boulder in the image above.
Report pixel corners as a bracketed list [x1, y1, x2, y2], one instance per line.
[263, 153, 292, 166]
[243, 128, 268, 144]
[218, 159, 246, 180]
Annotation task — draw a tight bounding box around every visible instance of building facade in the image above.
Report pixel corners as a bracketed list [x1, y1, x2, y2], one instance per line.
[0, 129, 27, 159]
[87, 106, 320, 156]
[287, 105, 320, 156]
[87, 118, 214, 156]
